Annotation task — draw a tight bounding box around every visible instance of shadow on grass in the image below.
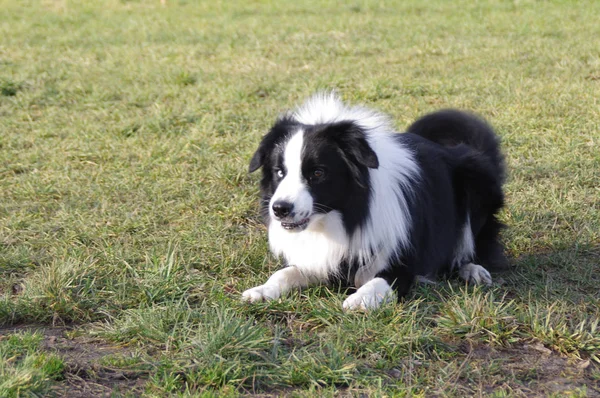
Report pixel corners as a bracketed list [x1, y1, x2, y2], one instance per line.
[505, 244, 600, 303]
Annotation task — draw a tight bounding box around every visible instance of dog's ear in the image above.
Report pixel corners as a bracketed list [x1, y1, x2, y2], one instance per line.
[326, 121, 379, 169]
[346, 135, 379, 169]
[248, 116, 299, 173]
[248, 147, 264, 173]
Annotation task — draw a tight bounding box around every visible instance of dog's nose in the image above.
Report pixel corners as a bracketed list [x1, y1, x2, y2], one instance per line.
[272, 201, 293, 218]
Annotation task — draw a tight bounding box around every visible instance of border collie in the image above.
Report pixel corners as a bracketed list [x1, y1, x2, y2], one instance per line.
[242, 93, 507, 310]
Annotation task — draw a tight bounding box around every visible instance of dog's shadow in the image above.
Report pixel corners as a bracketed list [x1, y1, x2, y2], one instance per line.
[409, 244, 600, 305]
[503, 244, 599, 302]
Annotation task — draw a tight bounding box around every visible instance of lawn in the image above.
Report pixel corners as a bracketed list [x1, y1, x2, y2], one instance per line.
[1, 0, 599, 396]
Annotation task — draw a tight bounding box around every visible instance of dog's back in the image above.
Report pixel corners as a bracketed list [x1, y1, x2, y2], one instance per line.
[407, 109, 505, 180]
[407, 110, 509, 271]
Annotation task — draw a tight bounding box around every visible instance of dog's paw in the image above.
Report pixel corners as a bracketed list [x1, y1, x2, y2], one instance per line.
[459, 263, 492, 286]
[343, 290, 393, 310]
[343, 291, 385, 311]
[342, 279, 393, 311]
[241, 284, 281, 302]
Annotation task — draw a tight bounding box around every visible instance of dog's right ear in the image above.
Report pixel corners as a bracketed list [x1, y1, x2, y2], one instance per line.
[248, 115, 298, 174]
[248, 147, 264, 173]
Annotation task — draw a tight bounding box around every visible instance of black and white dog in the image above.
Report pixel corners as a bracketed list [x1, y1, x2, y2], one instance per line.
[243, 93, 507, 310]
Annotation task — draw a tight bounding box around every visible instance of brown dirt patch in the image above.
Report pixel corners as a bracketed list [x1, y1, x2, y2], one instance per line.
[0, 325, 147, 397]
[457, 343, 600, 397]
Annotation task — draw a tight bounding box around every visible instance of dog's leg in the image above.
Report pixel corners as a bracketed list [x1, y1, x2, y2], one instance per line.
[342, 278, 394, 310]
[458, 262, 492, 285]
[242, 266, 310, 302]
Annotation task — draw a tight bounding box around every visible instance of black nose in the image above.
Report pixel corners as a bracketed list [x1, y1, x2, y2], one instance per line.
[272, 201, 293, 218]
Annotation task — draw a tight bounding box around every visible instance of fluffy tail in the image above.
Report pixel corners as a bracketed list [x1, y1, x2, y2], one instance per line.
[407, 109, 509, 270]
[406, 109, 505, 183]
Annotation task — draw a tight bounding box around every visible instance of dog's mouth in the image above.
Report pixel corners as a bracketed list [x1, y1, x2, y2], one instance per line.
[280, 218, 310, 231]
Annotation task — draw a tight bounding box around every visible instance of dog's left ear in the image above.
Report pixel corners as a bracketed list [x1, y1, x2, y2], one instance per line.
[327, 122, 379, 169]
[347, 135, 379, 169]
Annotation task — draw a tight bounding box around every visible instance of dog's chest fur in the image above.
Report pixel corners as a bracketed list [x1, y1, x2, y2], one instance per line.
[268, 211, 349, 283]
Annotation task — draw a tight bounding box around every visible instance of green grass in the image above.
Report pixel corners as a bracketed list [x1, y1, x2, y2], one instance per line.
[1, 0, 599, 395]
[0, 332, 65, 397]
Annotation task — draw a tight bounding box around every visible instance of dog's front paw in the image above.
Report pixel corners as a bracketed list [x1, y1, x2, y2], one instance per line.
[343, 290, 388, 311]
[459, 263, 492, 286]
[343, 278, 394, 311]
[241, 284, 281, 302]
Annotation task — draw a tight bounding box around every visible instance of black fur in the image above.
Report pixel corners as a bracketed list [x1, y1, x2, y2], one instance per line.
[407, 110, 508, 272]
[370, 111, 507, 297]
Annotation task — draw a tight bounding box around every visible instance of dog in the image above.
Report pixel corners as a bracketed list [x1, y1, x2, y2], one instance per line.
[242, 93, 507, 310]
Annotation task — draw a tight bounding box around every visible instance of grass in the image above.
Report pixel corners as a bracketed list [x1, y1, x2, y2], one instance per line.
[0, 332, 64, 397]
[0, 0, 599, 395]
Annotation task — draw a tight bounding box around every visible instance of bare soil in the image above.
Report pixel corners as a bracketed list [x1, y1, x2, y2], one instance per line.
[0, 325, 147, 398]
[457, 343, 600, 397]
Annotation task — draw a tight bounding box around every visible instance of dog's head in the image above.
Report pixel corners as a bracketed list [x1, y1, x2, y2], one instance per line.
[249, 116, 379, 232]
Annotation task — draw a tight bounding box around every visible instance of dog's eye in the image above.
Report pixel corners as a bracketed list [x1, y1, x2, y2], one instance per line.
[275, 169, 285, 178]
[312, 168, 325, 179]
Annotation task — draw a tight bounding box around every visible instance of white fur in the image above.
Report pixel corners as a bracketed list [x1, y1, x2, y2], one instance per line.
[452, 215, 475, 268]
[269, 130, 313, 221]
[242, 266, 310, 302]
[351, 129, 419, 286]
[293, 92, 392, 132]
[342, 277, 394, 310]
[269, 211, 348, 282]
[459, 262, 492, 285]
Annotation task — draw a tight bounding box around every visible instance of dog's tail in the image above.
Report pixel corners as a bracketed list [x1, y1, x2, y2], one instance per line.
[407, 109, 509, 271]
[406, 109, 505, 182]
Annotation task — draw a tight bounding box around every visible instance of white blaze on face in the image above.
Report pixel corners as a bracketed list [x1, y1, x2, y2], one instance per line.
[269, 130, 313, 221]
